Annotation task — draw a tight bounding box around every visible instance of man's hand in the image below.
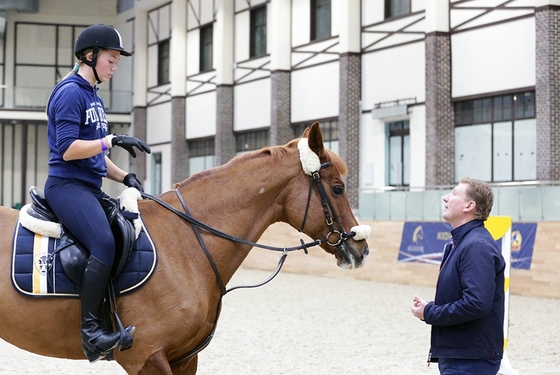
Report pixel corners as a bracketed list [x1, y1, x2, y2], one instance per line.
[411, 295, 427, 321]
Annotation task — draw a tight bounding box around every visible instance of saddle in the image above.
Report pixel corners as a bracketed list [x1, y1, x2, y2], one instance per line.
[26, 186, 137, 284]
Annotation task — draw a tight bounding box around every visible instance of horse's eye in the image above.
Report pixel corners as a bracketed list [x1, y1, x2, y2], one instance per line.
[331, 185, 344, 195]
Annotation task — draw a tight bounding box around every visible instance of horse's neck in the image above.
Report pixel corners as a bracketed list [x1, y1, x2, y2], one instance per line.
[171, 154, 297, 279]
[186, 160, 290, 238]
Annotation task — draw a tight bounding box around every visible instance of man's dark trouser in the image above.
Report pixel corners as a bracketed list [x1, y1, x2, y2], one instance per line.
[438, 358, 501, 375]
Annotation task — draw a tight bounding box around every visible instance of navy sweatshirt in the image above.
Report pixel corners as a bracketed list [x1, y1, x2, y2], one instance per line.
[46, 74, 108, 188]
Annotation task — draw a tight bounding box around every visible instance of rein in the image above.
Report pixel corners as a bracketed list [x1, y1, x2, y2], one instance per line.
[169, 190, 293, 294]
[141, 193, 331, 255]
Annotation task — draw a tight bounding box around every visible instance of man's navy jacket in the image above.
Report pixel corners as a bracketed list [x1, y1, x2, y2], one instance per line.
[424, 219, 506, 361]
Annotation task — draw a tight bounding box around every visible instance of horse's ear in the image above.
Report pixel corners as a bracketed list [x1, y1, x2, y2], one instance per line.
[301, 127, 310, 137]
[307, 122, 325, 157]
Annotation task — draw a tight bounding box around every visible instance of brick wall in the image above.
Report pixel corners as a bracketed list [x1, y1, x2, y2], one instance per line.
[171, 96, 189, 183]
[132, 106, 147, 181]
[536, 6, 560, 180]
[339, 52, 361, 209]
[425, 32, 454, 186]
[270, 70, 292, 146]
[215, 85, 235, 165]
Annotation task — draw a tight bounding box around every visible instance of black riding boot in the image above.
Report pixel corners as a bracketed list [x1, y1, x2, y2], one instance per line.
[80, 256, 134, 363]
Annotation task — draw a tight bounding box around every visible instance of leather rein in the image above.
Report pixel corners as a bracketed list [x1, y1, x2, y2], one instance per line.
[140, 161, 358, 366]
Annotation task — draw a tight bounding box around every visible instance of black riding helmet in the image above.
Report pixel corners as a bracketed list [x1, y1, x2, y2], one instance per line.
[74, 24, 131, 83]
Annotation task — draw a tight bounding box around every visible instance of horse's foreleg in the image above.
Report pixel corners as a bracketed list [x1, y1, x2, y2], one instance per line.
[135, 350, 198, 375]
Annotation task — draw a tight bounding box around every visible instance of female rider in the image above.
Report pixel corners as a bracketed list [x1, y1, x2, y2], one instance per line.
[44, 24, 151, 363]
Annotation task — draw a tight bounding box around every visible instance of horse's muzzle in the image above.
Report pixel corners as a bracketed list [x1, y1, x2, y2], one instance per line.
[334, 241, 369, 269]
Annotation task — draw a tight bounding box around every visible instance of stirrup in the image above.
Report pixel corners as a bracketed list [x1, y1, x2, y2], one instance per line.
[83, 326, 135, 363]
[107, 279, 135, 352]
[118, 325, 136, 351]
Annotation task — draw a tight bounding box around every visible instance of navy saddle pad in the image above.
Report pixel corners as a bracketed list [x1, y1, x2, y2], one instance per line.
[11, 217, 157, 298]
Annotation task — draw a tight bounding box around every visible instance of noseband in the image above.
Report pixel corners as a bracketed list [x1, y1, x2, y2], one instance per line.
[298, 162, 355, 248]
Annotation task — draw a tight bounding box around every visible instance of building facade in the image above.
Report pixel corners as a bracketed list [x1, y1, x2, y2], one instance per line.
[0, 0, 558, 221]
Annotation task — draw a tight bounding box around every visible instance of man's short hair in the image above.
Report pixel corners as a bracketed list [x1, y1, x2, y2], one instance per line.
[460, 177, 494, 221]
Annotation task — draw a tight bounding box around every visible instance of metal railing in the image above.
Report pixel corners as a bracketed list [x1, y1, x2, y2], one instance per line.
[359, 181, 560, 222]
[0, 86, 132, 113]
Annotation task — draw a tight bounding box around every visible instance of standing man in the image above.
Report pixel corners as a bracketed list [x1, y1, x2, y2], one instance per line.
[411, 177, 505, 375]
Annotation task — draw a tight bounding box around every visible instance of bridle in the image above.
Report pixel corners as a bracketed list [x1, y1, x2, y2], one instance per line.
[139, 143, 366, 366]
[299, 162, 354, 248]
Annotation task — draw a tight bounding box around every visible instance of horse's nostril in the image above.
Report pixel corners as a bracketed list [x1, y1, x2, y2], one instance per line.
[363, 246, 370, 258]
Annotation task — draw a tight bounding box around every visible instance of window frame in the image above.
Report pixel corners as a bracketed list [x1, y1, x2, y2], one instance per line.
[14, 23, 85, 109]
[387, 120, 410, 187]
[453, 91, 536, 182]
[250, 5, 267, 58]
[150, 152, 163, 195]
[384, 0, 411, 19]
[200, 23, 213, 72]
[310, 0, 331, 41]
[157, 39, 170, 85]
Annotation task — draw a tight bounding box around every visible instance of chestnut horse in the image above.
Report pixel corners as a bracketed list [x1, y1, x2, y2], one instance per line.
[0, 123, 369, 374]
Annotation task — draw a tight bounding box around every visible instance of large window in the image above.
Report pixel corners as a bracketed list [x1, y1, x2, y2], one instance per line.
[236, 130, 269, 155]
[157, 39, 170, 85]
[250, 6, 267, 58]
[311, 0, 331, 41]
[454, 91, 536, 182]
[188, 138, 215, 176]
[293, 120, 338, 154]
[385, 0, 411, 19]
[14, 23, 79, 108]
[388, 120, 410, 186]
[200, 24, 213, 72]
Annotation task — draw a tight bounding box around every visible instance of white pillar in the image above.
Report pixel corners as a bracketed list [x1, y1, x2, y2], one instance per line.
[270, 0, 292, 71]
[425, 0, 449, 33]
[170, 0, 187, 97]
[338, 0, 360, 53]
[215, 0, 234, 85]
[132, 10, 148, 108]
[535, 0, 560, 6]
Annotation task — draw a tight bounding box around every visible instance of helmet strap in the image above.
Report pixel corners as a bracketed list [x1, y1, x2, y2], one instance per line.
[81, 47, 102, 84]
[92, 67, 102, 84]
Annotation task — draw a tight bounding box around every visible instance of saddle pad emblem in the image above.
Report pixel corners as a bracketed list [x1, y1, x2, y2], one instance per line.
[34, 254, 53, 276]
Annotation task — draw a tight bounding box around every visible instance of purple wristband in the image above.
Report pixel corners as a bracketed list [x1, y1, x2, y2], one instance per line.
[100, 138, 109, 152]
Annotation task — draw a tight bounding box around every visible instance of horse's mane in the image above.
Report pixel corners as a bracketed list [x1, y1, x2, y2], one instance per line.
[173, 138, 347, 189]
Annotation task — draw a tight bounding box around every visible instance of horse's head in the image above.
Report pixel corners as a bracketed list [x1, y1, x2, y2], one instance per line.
[283, 122, 370, 269]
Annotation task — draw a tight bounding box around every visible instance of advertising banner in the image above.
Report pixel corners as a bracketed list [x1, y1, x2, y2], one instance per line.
[398, 222, 536, 270]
